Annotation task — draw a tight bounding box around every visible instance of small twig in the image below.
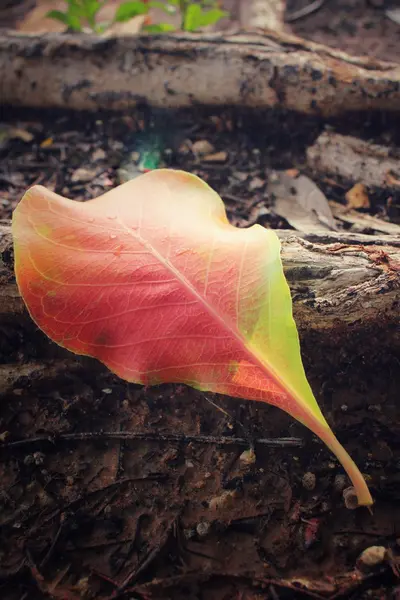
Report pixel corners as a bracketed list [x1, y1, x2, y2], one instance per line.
[132, 571, 326, 599]
[39, 518, 64, 569]
[116, 513, 180, 593]
[286, 0, 326, 23]
[1, 431, 303, 450]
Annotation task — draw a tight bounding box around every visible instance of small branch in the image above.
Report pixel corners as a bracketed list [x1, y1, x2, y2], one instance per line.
[0, 431, 304, 450]
[286, 0, 326, 23]
[1, 31, 400, 116]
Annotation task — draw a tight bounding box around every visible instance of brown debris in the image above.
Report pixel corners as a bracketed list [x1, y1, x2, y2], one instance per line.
[345, 183, 370, 210]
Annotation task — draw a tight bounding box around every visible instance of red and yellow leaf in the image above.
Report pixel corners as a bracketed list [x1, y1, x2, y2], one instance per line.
[12, 169, 373, 506]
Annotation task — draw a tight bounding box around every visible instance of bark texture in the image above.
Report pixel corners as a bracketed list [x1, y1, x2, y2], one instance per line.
[307, 132, 400, 189]
[1, 30, 400, 116]
[1, 220, 399, 396]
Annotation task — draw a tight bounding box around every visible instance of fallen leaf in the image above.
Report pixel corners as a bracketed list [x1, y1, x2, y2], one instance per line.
[9, 127, 34, 143]
[203, 151, 228, 163]
[386, 7, 400, 25]
[40, 137, 53, 148]
[192, 139, 215, 156]
[70, 167, 97, 183]
[268, 172, 336, 233]
[345, 183, 370, 210]
[385, 171, 400, 188]
[12, 169, 372, 506]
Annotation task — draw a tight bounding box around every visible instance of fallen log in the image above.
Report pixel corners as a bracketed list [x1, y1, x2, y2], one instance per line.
[1, 220, 399, 401]
[1, 30, 400, 116]
[307, 131, 400, 189]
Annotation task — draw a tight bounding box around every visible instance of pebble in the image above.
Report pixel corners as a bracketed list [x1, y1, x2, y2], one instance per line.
[71, 167, 96, 183]
[333, 473, 348, 493]
[239, 448, 256, 465]
[248, 176, 265, 191]
[302, 471, 316, 491]
[192, 139, 215, 156]
[196, 520, 211, 538]
[357, 546, 387, 570]
[92, 148, 106, 161]
[342, 486, 359, 509]
[208, 490, 236, 510]
[33, 452, 45, 465]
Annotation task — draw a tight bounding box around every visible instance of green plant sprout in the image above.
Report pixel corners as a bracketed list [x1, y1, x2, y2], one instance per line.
[47, 0, 228, 34]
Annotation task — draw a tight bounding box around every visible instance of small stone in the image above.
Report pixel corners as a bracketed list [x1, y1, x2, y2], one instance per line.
[71, 167, 96, 183]
[192, 139, 215, 156]
[33, 452, 45, 465]
[196, 520, 211, 538]
[343, 486, 359, 510]
[208, 490, 236, 510]
[248, 176, 265, 191]
[184, 527, 196, 540]
[357, 546, 387, 570]
[302, 472, 316, 491]
[239, 448, 256, 465]
[333, 474, 348, 493]
[203, 151, 228, 163]
[0, 431, 9, 442]
[130, 151, 140, 163]
[92, 148, 106, 161]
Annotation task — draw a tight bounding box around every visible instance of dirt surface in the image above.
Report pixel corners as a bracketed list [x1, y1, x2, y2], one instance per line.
[1, 2, 400, 597]
[0, 105, 400, 599]
[288, 0, 400, 63]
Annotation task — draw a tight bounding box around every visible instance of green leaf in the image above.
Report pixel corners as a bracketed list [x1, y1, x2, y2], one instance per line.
[114, 1, 149, 22]
[183, 4, 227, 31]
[81, 0, 103, 27]
[143, 22, 176, 32]
[46, 9, 71, 25]
[182, 3, 202, 31]
[46, 9, 82, 31]
[197, 7, 228, 27]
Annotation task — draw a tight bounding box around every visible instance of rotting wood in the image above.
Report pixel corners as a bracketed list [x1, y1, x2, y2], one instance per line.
[307, 131, 400, 189]
[1, 30, 400, 116]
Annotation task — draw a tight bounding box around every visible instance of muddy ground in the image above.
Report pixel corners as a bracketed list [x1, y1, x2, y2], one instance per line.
[1, 2, 400, 599]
